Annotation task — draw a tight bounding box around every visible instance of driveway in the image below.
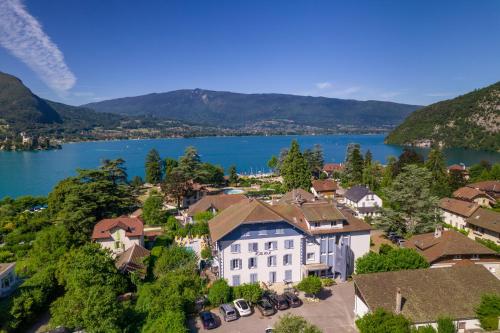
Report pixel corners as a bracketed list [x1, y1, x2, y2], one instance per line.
[189, 282, 358, 333]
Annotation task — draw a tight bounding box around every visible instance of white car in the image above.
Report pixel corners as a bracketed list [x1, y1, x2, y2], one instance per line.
[233, 298, 252, 316]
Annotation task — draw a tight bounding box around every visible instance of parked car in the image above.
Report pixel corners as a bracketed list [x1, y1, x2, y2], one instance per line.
[256, 298, 276, 316]
[233, 298, 252, 316]
[283, 292, 301, 307]
[199, 311, 218, 330]
[268, 293, 290, 310]
[219, 303, 239, 322]
[265, 327, 274, 333]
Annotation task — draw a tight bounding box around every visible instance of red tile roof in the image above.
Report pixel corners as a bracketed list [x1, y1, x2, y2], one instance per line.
[312, 179, 338, 192]
[323, 163, 344, 172]
[92, 217, 144, 240]
[439, 198, 479, 217]
[186, 194, 247, 216]
[453, 187, 493, 202]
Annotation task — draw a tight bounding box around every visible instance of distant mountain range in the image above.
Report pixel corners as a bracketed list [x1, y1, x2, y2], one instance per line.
[386, 81, 500, 152]
[83, 89, 421, 129]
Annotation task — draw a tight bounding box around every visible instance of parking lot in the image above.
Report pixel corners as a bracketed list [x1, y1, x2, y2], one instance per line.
[189, 282, 357, 333]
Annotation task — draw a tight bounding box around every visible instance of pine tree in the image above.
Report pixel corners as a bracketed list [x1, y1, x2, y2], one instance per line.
[228, 165, 239, 185]
[145, 149, 163, 184]
[344, 143, 364, 185]
[280, 140, 311, 191]
[425, 148, 450, 198]
[178, 146, 201, 180]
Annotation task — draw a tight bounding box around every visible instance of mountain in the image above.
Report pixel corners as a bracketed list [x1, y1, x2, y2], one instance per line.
[386, 82, 500, 152]
[83, 89, 421, 129]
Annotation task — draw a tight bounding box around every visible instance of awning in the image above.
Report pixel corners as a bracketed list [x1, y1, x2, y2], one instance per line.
[302, 263, 330, 271]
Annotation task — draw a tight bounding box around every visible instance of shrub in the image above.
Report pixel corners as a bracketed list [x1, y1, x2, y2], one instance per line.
[207, 279, 232, 306]
[475, 294, 500, 331]
[379, 243, 393, 255]
[475, 238, 500, 253]
[437, 317, 456, 333]
[296, 276, 322, 297]
[356, 308, 412, 333]
[233, 283, 263, 304]
[200, 246, 212, 260]
[356, 248, 429, 274]
[274, 314, 322, 333]
[320, 277, 335, 287]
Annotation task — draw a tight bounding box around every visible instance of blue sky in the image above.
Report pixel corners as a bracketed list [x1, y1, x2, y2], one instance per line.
[1, 0, 499, 106]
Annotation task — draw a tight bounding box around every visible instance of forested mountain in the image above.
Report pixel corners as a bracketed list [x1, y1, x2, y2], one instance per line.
[84, 89, 420, 129]
[386, 81, 500, 151]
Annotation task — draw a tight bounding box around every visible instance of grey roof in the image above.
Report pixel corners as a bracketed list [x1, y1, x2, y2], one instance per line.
[357, 206, 380, 214]
[344, 185, 373, 202]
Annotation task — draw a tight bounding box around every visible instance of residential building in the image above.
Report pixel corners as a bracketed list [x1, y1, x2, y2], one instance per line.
[452, 186, 495, 208]
[0, 262, 18, 298]
[466, 208, 500, 245]
[439, 198, 479, 229]
[405, 229, 499, 275]
[343, 185, 382, 219]
[183, 193, 247, 223]
[447, 164, 469, 180]
[467, 181, 500, 201]
[208, 197, 371, 286]
[322, 163, 344, 178]
[311, 179, 338, 199]
[115, 243, 150, 278]
[278, 189, 316, 205]
[92, 217, 145, 255]
[353, 265, 500, 331]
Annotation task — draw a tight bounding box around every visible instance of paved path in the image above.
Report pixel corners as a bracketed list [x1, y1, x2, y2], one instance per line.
[189, 282, 358, 333]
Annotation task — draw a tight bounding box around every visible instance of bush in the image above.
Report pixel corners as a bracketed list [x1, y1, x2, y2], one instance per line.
[356, 308, 412, 333]
[475, 294, 500, 331]
[475, 238, 500, 253]
[356, 248, 429, 274]
[437, 317, 456, 333]
[379, 243, 393, 255]
[320, 277, 335, 287]
[233, 283, 263, 304]
[443, 223, 468, 237]
[296, 276, 322, 297]
[207, 279, 232, 306]
[200, 246, 212, 260]
[274, 313, 322, 333]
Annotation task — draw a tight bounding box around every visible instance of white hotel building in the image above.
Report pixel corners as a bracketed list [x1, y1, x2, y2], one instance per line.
[208, 194, 371, 286]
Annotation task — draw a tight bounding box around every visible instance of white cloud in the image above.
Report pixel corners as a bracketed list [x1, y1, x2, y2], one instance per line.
[315, 81, 333, 90]
[335, 86, 361, 96]
[0, 0, 76, 92]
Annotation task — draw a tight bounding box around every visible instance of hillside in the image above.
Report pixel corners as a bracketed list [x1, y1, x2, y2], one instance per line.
[83, 89, 421, 129]
[386, 82, 500, 151]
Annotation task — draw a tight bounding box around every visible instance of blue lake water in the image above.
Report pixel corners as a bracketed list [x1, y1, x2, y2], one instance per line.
[1, 134, 499, 199]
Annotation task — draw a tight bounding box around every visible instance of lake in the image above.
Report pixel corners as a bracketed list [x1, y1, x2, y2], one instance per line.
[1, 134, 499, 199]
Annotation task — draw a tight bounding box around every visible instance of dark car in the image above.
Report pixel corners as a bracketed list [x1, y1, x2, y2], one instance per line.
[199, 311, 218, 330]
[256, 298, 276, 316]
[268, 294, 290, 310]
[283, 292, 301, 307]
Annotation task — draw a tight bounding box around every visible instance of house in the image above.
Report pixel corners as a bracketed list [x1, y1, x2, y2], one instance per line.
[322, 163, 344, 178]
[343, 185, 382, 219]
[92, 217, 145, 255]
[438, 198, 479, 229]
[466, 208, 500, 245]
[467, 181, 500, 201]
[353, 265, 500, 331]
[0, 262, 18, 298]
[208, 197, 371, 286]
[311, 179, 338, 199]
[115, 243, 150, 278]
[447, 164, 469, 180]
[183, 193, 247, 223]
[452, 186, 495, 208]
[278, 189, 316, 204]
[405, 229, 499, 275]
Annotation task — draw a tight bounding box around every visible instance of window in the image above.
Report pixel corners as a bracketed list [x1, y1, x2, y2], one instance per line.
[250, 273, 258, 283]
[284, 239, 294, 249]
[248, 257, 257, 269]
[114, 241, 121, 249]
[230, 259, 242, 270]
[276, 228, 285, 234]
[320, 239, 327, 254]
[283, 254, 292, 266]
[307, 252, 315, 261]
[330, 221, 337, 227]
[269, 271, 277, 283]
[265, 241, 277, 251]
[284, 270, 292, 281]
[314, 222, 320, 227]
[232, 275, 240, 286]
[328, 238, 335, 253]
[230, 244, 241, 253]
[259, 227, 267, 235]
[267, 255, 277, 267]
[248, 242, 258, 252]
[453, 255, 462, 260]
[471, 254, 480, 260]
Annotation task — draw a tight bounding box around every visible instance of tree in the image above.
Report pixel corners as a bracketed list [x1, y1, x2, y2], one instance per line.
[381, 156, 397, 188]
[198, 163, 225, 184]
[228, 165, 239, 185]
[130, 175, 144, 188]
[142, 191, 168, 225]
[161, 168, 192, 208]
[363, 162, 382, 191]
[425, 148, 450, 198]
[344, 143, 364, 185]
[475, 294, 500, 331]
[392, 148, 424, 176]
[280, 140, 311, 191]
[448, 169, 466, 192]
[232, 283, 263, 304]
[101, 158, 128, 185]
[296, 276, 322, 298]
[145, 149, 163, 184]
[355, 248, 429, 274]
[153, 246, 198, 278]
[274, 314, 322, 333]
[437, 317, 456, 333]
[356, 308, 412, 333]
[200, 246, 212, 260]
[164, 157, 179, 180]
[268, 155, 279, 174]
[178, 146, 201, 180]
[304, 144, 324, 178]
[364, 150, 373, 167]
[489, 163, 500, 180]
[375, 165, 441, 235]
[207, 279, 232, 306]
[140, 310, 187, 333]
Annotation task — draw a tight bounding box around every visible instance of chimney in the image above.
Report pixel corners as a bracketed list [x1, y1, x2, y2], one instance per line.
[434, 225, 443, 238]
[395, 288, 402, 314]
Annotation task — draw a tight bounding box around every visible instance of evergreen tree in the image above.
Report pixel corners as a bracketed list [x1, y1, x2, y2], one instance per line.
[280, 140, 311, 191]
[381, 156, 397, 188]
[375, 165, 441, 235]
[142, 191, 168, 225]
[145, 149, 163, 184]
[303, 144, 324, 178]
[178, 146, 201, 180]
[344, 143, 364, 185]
[448, 169, 466, 192]
[101, 158, 128, 185]
[267, 155, 279, 174]
[163, 158, 178, 180]
[363, 162, 382, 191]
[425, 148, 450, 198]
[228, 165, 239, 185]
[364, 149, 373, 167]
[161, 168, 192, 208]
[393, 148, 424, 176]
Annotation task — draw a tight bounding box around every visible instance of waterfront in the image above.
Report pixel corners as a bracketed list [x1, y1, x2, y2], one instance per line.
[1, 134, 499, 198]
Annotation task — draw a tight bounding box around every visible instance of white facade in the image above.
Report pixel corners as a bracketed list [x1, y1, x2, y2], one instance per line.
[345, 193, 382, 209]
[96, 227, 143, 256]
[0, 263, 18, 298]
[441, 209, 467, 229]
